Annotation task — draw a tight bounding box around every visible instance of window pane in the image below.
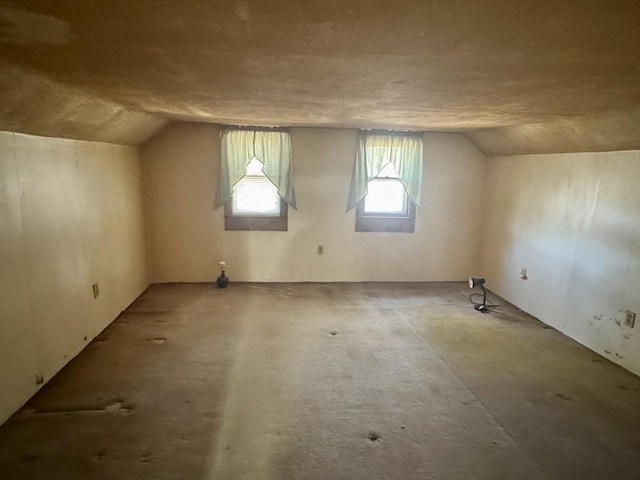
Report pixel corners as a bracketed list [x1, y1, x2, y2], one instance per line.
[364, 179, 406, 214]
[232, 176, 280, 216]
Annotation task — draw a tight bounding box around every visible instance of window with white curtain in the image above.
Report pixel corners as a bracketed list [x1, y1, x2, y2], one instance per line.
[215, 128, 295, 231]
[347, 131, 423, 233]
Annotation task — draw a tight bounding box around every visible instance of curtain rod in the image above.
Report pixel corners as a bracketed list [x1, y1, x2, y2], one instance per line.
[222, 126, 423, 135]
[361, 129, 424, 137]
[223, 125, 290, 133]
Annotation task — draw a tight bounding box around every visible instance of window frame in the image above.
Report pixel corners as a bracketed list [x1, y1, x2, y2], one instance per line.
[355, 159, 417, 233]
[362, 163, 408, 215]
[224, 157, 288, 231]
[229, 158, 281, 216]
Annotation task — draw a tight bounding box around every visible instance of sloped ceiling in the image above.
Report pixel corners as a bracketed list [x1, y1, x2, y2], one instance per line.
[0, 61, 166, 145]
[0, 0, 639, 153]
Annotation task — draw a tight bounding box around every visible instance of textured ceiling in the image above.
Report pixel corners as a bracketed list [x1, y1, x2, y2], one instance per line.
[0, 61, 166, 145]
[0, 0, 639, 153]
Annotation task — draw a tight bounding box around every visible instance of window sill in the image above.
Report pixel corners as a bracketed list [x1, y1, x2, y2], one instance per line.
[355, 201, 416, 233]
[224, 215, 287, 231]
[355, 215, 415, 233]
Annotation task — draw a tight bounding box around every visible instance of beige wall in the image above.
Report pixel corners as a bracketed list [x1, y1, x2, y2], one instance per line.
[0, 132, 148, 424]
[481, 151, 640, 375]
[2, 123, 637, 425]
[142, 124, 487, 282]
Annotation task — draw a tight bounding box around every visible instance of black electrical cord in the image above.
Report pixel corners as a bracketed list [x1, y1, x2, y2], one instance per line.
[468, 292, 500, 309]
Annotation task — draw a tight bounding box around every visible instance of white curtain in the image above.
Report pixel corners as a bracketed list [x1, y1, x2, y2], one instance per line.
[215, 128, 297, 209]
[346, 132, 423, 211]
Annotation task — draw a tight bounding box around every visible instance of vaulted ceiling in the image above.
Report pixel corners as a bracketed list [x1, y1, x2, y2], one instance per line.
[1, 0, 639, 154]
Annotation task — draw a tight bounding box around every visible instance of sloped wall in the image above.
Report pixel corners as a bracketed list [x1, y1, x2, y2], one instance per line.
[142, 124, 487, 282]
[481, 150, 640, 375]
[0, 132, 149, 424]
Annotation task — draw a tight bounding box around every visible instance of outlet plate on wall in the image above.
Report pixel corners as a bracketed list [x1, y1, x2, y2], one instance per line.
[92, 282, 100, 299]
[624, 310, 636, 328]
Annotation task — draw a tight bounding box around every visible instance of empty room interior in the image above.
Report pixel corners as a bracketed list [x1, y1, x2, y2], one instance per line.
[0, 1, 639, 479]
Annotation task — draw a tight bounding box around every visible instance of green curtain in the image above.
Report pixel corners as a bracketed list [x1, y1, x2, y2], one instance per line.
[346, 132, 423, 211]
[215, 129, 297, 209]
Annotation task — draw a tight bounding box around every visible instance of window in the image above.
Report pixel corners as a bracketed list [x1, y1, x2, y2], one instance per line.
[224, 157, 288, 231]
[347, 131, 423, 233]
[355, 162, 416, 232]
[363, 163, 407, 214]
[231, 159, 280, 216]
[215, 128, 296, 231]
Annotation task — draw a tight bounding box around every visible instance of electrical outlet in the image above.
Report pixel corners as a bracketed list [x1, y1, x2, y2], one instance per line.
[624, 310, 636, 328]
[92, 282, 100, 299]
[317, 245, 324, 255]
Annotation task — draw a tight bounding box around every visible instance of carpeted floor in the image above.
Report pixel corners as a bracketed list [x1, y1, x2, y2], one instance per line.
[1, 282, 639, 479]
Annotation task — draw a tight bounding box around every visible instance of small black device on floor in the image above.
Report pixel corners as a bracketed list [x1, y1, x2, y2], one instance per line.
[469, 276, 489, 313]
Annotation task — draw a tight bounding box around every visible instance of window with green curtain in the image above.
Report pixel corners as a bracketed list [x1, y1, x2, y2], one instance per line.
[215, 128, 297, 210]
[346, 131, 423, 212]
